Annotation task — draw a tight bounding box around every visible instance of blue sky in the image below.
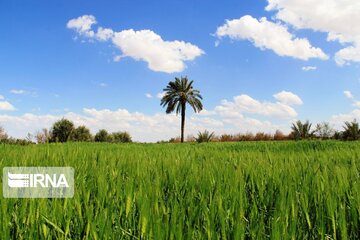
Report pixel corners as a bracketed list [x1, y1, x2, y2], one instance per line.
[1, 0, 360, 141]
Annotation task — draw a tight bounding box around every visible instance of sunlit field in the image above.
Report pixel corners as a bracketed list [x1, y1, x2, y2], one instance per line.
[1, 141, 360, 239]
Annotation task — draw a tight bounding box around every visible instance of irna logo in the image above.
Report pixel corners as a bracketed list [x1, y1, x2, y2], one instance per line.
[3, 167, 74, 198]
[8, 172, 69, 188]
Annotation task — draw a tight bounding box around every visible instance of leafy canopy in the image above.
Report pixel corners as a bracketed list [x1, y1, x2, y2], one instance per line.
[160, 77, 203, 114]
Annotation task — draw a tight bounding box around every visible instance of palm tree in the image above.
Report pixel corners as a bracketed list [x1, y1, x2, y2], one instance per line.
[291, 120, 314, 140]
[161, 77, 203, 143]
[195, 130, 214, 143]
[342, 119, 360, 140]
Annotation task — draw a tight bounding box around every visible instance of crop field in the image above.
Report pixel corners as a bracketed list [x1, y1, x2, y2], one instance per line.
[0, 141, 360, 239]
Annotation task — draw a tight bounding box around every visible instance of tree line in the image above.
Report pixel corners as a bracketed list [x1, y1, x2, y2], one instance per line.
[0, 118, 132, 145]
[164, 120, 360, 143]
[1, 77, 359, 145]
[0, 118, 359, 145]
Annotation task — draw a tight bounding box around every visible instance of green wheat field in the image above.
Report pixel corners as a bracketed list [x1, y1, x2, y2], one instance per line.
[1, 141, 360, 239]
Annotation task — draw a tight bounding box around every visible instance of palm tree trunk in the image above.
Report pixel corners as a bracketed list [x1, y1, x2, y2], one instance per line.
[181, 103, 186, 143]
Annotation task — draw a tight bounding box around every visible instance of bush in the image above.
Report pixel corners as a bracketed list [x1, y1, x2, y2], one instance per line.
[219, 134, 232, 142]
[95, 129, 112, 142]
[169, 137, 181, 143]
[238, 132, 254, 141]
[0, 137, 33, 145]
[273, 130, 288, 141]
[195, 130, 214, 143]
[254, 132, 272, 141]
[111, 131, 132, 143]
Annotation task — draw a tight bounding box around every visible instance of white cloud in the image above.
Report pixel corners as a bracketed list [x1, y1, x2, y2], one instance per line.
[196, 109, 216, 116]
[0, 95, 4, 100]
[222, 115, 280, 133]
[265, 0, 360, 65]
[10, 89, 26, 95]
[215, 93, 299, 119]
[10, 89, 37, 97]
[67, 15, 204, 73]
[344, 90, 354, 99]
[190, 116, 224, 128]
[0, 101, 16, 111]
[353, 101, 360, 108]
[330, 109, 360, 129]
[302, 66, 317, 71]
[156, 92, 165, 99]
[216, 15, 328, 61]
[330, 90, 360, 128]
[273, 91, 303, 105]
[145, 93, 153, 98]
[96, 27, 114, 41]
[335, 46, 360, 66]
[111, 29, 204, 73]
[66, 15, 96, 37]
[113, 55, 123, 62]
[343, 91, 360, 108]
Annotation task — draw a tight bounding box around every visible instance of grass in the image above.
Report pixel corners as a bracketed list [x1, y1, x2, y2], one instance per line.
[0, 141, 359, 239]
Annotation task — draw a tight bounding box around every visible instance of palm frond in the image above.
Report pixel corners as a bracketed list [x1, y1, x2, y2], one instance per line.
[160, 77, 203, 115]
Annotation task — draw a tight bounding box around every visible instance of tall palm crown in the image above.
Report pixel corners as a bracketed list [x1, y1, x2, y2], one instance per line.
[343, 120, 360, 140]
[161, 77, 203, 142]
[291, 120, 314, 140]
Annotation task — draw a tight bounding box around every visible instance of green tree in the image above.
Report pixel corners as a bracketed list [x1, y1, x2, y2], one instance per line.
[112, 131, 132, 143]
[291, 120, 314, 140]
[51, 118, 75, 142]
[160, 77, 203, 143]
[94, 129, 112, 142]
[70, 126, 93, 142]
[342, 119, 360, 140]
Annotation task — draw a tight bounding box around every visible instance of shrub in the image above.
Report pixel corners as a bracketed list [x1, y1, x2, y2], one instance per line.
[195, 130, 214, 143]
[239, 132, 254, 141]
[95, 129, 112, 142]
[111, 131, 132, 143]
[169, 137, 181, 143]
[0, 137, 33, 145]
[254, 132, 272, 141]
[273, 130, 288, 141]
[219, 134, 239, 142]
